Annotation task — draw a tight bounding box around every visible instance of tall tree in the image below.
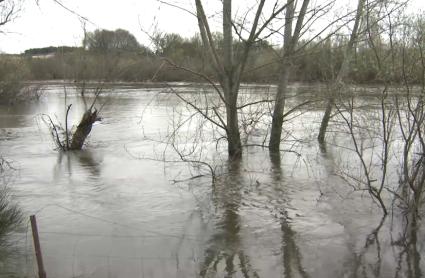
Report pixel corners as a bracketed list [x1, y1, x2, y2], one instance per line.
[85, 29, 140, 52]
[192, 0, 287, 159]
[268, 0, 381, 151]
[317, 0, 366, 144]
[269, 0, 310, 152]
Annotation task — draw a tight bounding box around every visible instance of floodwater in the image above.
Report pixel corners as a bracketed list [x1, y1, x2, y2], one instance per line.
[0, 83, 423, 278]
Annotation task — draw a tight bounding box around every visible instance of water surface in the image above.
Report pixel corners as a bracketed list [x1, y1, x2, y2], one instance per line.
[0, 84, 423, 278]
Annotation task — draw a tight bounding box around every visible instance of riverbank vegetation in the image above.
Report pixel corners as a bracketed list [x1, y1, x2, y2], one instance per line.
[0, 14, 422, 85]
[0, 158, 22, 246]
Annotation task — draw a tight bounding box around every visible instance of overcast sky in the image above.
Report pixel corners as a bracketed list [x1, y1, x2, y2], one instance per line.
[1, 0, 424, 54]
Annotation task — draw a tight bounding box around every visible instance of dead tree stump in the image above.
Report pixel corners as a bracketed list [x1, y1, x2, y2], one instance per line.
[70, 109, 98, 150]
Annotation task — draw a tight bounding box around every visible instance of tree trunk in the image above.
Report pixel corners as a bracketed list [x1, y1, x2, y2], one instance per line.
[317, 96, 334, 143]
[70, 109, 98, 150]
[194, 0, 268, 159]
[269, 64, 290, 152]
[226, 92, 242, 159]
[222, 0, 242, 159]
[227, 113, 242, 159]
[223, 0, 233, 73]
[269, 0, 295, 152]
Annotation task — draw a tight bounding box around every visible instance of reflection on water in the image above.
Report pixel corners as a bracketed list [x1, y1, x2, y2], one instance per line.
[270, 154, 309, 278]
[200, 160, 261, 277]
[54, 150, 103, 180]
[391, 210, 423, 278]
[0, 85, 423, 277]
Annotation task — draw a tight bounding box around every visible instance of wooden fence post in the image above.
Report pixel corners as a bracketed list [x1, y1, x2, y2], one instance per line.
[30, 215, 47, 278]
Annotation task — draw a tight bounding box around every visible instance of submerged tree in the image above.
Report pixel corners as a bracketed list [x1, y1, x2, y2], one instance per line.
[161, 0, 291, 159]
[333, 2, 424, 216]
[191, 0, 262, 159]
[268, 0, 394, 151]
[269, 0, 310, 152]
[317, 0, 366, 144]
[267, 0, 360, 151]
[395, 15, 425, 219]
[43, 87, 103, 151]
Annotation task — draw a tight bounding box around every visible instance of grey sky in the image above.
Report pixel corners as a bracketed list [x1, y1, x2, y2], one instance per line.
[1, 0, 185, 53]
[1, 0, 424, 54]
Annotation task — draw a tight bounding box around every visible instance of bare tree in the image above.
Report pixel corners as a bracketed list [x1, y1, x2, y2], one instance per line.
[334, 93, 393, 215]
[317, 0, 366, 144]
[269, 0, 310, 152]
[267, 0, 362, 151]
[158, 0, 290, 159]
[0, 0, 19, 31]
[268, 0, 396, 151]
[192, 0, 266, 159]
[395, 15, 425, 218]
[333, 2, 423, 216]
[317, 0, 408, 143]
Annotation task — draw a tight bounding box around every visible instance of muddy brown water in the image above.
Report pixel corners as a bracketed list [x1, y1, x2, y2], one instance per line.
[0, 84, 423, 278]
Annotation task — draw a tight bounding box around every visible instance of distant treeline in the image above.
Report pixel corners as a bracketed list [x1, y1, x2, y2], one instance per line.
[3, 28, 424, 84]
[24, 46, 81, 56]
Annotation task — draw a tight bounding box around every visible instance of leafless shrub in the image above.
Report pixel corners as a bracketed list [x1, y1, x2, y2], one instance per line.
[0, 157, 22, 246]
[20, 84, 45, 101]
[0, 187, 22, 245]
[335, 90, 395, 215]
[137, 86, 221, 185]
[331, 3, 425, 216]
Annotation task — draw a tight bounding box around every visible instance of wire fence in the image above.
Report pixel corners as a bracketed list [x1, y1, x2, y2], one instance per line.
[3, 199, 288, 278]
[6, 203, 213, 278]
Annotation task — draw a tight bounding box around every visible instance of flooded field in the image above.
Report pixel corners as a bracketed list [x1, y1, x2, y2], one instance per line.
[0, 84, 423, 278]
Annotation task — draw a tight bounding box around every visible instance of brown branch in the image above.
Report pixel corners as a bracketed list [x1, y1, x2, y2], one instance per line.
[195, 0, 223, 74]
[51, 0, 94, 25]
[163, 58, 227, 105]
[237, 99, 274, 110]
[171, 88, 227, 131]
[253, 0, 292, 40]
[157, 0, 197, 17]
[282, 100, 313, 119]
[0, 1, 14, 27]
[65, 104, 72, 150]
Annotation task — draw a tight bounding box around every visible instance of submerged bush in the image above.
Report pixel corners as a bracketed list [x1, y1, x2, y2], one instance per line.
[0, 188, 22, 243]
[0, 158, 22, 245]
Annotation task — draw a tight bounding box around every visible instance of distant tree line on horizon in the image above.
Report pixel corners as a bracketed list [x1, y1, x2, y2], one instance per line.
[2, 22, 425, 84]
